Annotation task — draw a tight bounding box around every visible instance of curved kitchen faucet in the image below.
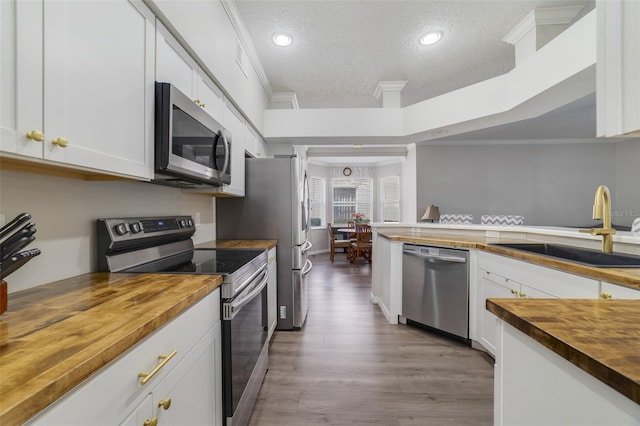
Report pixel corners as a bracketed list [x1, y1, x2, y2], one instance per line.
[580, 185, 616, 253]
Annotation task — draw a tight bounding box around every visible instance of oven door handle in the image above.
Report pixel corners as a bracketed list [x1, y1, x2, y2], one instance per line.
[224, 268, 269, 320]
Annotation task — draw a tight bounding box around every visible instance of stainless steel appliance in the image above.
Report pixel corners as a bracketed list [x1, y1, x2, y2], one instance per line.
[216, 155, 313, 330]
[96, 216, 269, 426]
[153, 82, 231, 189]
[402, 243, 470, 342]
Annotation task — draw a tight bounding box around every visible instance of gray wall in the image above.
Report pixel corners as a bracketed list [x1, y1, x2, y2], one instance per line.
[415, 141, 636, 227]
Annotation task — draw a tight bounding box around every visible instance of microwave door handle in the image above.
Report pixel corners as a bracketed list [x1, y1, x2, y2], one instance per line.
[220, 132, 230, 176]
[211, 133, 220, 170]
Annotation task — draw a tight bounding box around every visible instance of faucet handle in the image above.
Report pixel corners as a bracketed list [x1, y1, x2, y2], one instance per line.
[580, 227, 616, 236]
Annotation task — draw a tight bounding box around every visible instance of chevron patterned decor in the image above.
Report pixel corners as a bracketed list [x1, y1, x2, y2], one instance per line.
[632, 218, 640, 233]
[480, 215, 525, 226]
[439, 214, 473, 224]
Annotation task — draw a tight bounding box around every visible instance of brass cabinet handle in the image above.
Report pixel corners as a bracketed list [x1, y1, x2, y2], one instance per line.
[143, 418, 158, 426]
[158, 398, 172, 410]
[600, 292, 612, 299]
[26, 130, 44, 142]
[194, 99, 206, 108]
[52, 137, 68, 148]
[510, 289, 518, 295]
[138, 350, 177, 385]
[518, 291, 527, 298]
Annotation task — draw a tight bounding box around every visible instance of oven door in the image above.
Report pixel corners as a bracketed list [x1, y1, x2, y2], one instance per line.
[222, 267, 269, 426]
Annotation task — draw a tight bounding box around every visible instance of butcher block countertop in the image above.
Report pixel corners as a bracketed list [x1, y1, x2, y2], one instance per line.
[195, 239, 277, 250]
[0, 272, 223, 426]
[487, 298, 640, 405]
[379, 230, 640, 290]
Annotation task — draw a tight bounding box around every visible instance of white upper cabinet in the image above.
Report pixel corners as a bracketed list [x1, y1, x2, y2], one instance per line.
[597, 0, 640, 137]
[245, 126, 265, 158]
[1, 0, 155, 179]
[155, 22, 225, 125]
[219, 101, 246, 197]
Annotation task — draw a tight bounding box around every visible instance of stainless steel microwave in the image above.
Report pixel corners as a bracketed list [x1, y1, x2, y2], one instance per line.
[153, 82, 231, 188]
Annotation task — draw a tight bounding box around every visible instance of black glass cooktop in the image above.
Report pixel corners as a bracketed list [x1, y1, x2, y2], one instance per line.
[131, 248, 265, 275]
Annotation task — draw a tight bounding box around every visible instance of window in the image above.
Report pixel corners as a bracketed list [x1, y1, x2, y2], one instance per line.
[309, 177, 325, 227]
[332, 178, 372, 224]
[381, 175, 400, 223]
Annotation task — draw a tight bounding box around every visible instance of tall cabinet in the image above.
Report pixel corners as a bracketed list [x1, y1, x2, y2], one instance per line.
[1, 0, 155, 179]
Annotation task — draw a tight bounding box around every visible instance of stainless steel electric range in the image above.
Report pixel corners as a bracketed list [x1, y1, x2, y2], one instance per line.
[97, 216, 269, 426]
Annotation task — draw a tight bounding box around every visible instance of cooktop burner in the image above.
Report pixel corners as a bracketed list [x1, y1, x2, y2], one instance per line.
[171, 249, 264, 275]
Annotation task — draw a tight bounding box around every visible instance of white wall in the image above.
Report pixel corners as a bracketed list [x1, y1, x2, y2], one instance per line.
[402, 144, 417, 222]
[415, 141, 640, 227]
[0, 170, 215, 293]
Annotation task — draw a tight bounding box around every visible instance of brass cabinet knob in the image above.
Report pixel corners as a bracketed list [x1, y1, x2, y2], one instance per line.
[158, 398, 172, 410]
[510, 289, 518, 295]
[194, 99, 205, 108]
[600, 292, 612, 299]
[26, 130, 44, 142]
[52, 137, 68, 148]
[143, 418, 158, 426]
[518, 291, 527, 298]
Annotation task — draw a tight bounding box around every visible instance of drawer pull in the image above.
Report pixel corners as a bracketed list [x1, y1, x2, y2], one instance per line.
[158, 398, 172, 410]
[510, 289, 518, 295]
[143, 417, 158, 426]
[138, 350, 177, 385]
[518, 291, 527, 298]
[52, 137, 68, 148]
[600, 292, 612, 299]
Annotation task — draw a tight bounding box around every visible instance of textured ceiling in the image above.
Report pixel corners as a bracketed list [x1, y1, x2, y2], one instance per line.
[235, 0, 594, 109]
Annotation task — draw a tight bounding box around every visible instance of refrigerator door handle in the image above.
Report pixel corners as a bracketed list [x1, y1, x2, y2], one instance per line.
[301, 240, 313, 252]
[301, 258, 313, 276]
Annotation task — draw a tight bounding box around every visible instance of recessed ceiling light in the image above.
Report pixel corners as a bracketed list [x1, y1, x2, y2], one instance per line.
[420, 31, 443, 46]
[273, 33, 292, 47]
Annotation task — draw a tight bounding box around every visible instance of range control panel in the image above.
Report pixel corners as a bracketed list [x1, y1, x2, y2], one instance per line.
[97, 215, 195, 247]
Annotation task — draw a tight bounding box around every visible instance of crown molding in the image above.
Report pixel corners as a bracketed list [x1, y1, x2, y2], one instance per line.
[373, 81, 408, 99]
[503, 5, 584, 45]
[271, 92, 300, 109]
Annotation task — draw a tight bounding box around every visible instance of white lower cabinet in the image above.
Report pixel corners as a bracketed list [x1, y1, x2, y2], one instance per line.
[27, 290, 222, 426]
[600, 281, 640, 299]
[267, 247, 278, 340]
[477, 251, 599, 356]
[495, 321, 640, 425]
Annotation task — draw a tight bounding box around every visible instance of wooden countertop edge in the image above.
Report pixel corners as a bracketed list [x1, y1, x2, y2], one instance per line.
[0, 276, 222, 426]
[195, 239, 278, 250]
[379, 233, 640, 290]
[486, 299, 640, 405]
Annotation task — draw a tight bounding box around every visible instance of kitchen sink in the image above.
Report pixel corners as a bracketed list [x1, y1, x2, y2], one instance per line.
[490, 243, 640, 268]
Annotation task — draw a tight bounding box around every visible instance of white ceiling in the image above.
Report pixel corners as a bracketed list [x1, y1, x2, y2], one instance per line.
[233, 0, 597, 162]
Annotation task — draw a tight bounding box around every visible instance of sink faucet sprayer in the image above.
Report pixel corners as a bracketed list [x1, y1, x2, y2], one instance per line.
[580, 185, 616, 253]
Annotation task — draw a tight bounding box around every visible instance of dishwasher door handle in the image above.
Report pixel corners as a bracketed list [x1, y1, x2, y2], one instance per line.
[403, 251, 467, 263]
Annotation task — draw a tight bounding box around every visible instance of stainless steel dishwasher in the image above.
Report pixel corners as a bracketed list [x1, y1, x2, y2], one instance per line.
[402, 243, 470, 341]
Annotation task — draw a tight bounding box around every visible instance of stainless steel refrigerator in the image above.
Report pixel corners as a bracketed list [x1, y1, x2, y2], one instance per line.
[216, 155, 313, 330]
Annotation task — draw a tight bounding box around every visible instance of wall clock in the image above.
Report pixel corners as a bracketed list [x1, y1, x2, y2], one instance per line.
[342, 167, 352, 176]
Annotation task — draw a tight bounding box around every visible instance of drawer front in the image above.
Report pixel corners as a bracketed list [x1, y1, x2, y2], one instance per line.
[28, 289, 220, 426]
[479, 251, 598, 298]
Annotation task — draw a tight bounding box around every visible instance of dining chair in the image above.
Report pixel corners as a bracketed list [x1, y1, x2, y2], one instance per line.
[349, 224, 372, 263]
[327, 223, 351, 262]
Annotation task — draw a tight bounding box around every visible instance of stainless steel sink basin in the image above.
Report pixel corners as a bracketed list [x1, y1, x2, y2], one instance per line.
[490, 243, 640, 268]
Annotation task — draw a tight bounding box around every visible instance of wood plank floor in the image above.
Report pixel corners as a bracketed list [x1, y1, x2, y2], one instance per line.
[249, 253, 494, 425]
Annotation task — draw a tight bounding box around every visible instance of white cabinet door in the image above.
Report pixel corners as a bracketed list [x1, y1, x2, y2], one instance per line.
[154, 322, 222, 426]
[0, 0, 43, 158]
[155, 22, 197, 99]
[600, 282, 640, 299]
[267, 247, 278, 340]
[42, 0, 154, 179]
[479, 270, 516, 355]
[119, 394, 153, 426]
[196, 74, 225, 125]
[597, 0, 640, 137]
